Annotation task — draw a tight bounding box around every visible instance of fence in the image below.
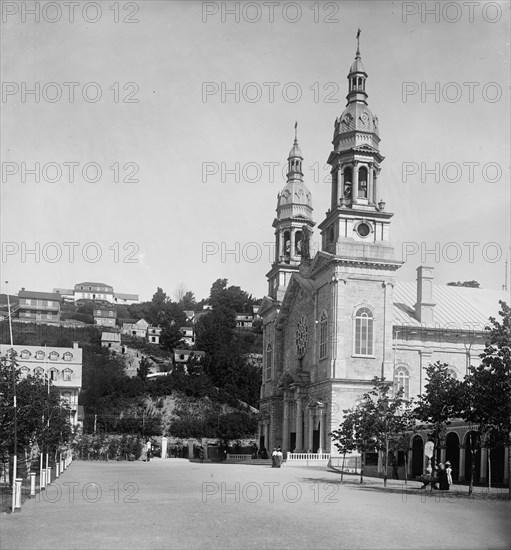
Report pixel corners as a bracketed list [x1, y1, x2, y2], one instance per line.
[0, 449, 73, 513]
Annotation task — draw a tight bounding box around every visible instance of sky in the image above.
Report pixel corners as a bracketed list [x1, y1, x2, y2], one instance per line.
[1, 0, 510, 302]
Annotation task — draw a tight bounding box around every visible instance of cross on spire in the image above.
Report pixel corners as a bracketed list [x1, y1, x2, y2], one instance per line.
[356, 28, 361, 56]
[294, 121, 298, 143]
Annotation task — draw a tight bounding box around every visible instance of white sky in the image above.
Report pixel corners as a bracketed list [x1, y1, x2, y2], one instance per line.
[1, 0, 510, 302]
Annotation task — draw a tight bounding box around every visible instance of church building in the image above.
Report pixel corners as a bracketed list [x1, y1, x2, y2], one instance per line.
[258, 36, 508, 485]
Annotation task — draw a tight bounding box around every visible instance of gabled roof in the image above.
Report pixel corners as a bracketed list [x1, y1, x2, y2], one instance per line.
[258, 295, 280, 318]
[393, 282, 506, 331]
[19, 290, 61, 301]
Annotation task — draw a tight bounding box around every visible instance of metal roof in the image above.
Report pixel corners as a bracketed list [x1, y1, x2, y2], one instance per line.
[393, 282, 506, 332]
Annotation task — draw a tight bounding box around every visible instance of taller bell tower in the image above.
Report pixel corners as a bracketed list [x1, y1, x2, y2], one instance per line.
[318, 31, 395, 262]
[267, 124, 315, 301]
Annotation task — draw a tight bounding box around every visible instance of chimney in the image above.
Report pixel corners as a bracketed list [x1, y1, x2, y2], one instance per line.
[414, 266, 436, 324]
[73, 341, 79, 350]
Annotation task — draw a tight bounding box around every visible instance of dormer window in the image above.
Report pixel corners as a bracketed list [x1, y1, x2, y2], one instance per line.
[35, 350, 45, 360]
[49, 351, 59, 361]
[21, 349, 31, 359]
[63, 352, 73, 361]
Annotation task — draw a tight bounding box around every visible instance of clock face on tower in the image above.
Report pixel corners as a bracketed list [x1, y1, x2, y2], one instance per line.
[295, 315, 308, 358]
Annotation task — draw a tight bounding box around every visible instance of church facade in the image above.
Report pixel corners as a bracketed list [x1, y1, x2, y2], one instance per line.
[258, 39, 508, 485]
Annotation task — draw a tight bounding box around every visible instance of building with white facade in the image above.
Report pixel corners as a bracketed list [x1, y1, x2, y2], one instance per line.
[0, 342, 82, 426]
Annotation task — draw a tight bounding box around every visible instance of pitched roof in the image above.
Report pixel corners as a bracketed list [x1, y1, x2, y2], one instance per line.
[393, 282, 506, 332]
[75, 282, 113, 289]
[19, 290, 62, 301]
[101, 332, 121, 342]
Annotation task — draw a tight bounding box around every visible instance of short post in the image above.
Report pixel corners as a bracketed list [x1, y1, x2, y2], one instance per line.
[14, 478, 22, 512]
[61, 458, 64, 473]
[161, 436, 168, 459]
[39, 454, 44, 490]
[40, 468, 46, 490]
[56, 462, 60, 478]
[29, 472, 36, 498]
[46, 467, 51, 485]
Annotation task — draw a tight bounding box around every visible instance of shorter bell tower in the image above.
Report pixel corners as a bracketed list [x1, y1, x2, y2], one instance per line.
[267, 124, 315, 301]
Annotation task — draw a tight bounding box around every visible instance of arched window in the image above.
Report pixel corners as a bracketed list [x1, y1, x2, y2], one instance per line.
[395, 366, 410, 399]
[63, 369, 73, 381]
[283, 231, 291, 262]
[343, 167, 353, 197]
[49, 368, 59, 381]
[354, 307, 373, 356]
[358, 166, 368, 198]
[20, 367, 30, 379]
[295, 231, 303, 255]
[319, 312, 328, 359]
[266, 343, 272, 381]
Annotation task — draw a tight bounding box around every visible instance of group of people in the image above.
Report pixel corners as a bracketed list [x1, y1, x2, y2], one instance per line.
[271, 447, 284, 468]
[419, 461, 453, 490]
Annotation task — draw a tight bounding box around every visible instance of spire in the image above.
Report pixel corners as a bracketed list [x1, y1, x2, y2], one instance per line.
[287, 121, 303, 179]
[347, 28, 367, 105]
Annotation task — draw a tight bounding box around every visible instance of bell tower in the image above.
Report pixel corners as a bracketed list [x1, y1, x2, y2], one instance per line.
[267, 124, 315, 301]
[318, 30, 395, 263]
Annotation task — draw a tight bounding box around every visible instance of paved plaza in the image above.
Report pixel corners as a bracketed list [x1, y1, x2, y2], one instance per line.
[1, 459, 509, 550]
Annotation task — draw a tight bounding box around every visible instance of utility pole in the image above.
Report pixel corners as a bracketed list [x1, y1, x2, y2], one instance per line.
[5, 281, 17, 513]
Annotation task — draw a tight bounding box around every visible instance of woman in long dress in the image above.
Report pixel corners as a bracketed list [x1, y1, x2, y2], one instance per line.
[445, 461, 453, 488]
[271, 448, 278, 468]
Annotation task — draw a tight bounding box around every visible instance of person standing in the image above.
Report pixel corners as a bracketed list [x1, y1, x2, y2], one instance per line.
[438, 463, 449, 490]
[271, 448, 278, 468]
[277, 448, 283, 468]
[445, 461, 453, 488]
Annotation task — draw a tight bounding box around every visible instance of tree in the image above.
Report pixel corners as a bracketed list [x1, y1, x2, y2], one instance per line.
[413, 362, 462, 472]
[0, 353, 72, 485]
[330, 409, 357, 482]
[459, 301, 511, 497]
[160, 320, 185, 351]
[215, 411, 258, 445]
[180, 291, 196, 311]
[331, 377, 414, 487]
[137, 357, 151, 380]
